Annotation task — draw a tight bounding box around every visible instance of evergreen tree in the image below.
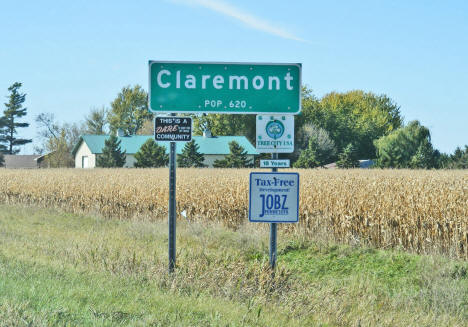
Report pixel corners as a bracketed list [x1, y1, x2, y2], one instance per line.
[294, 141, 319, 168]
[0, 152, 4, 167]
[213, 141, 252, 168]
[0, 116, 6, 153]
[337, 143, 360, 168]
[0, 82, 32, 154]
[134, 139, 168, 168]
[96, 135, 126, 167]
[447, 146, 468, 169]
[410, 139, 437, 169]
[177, 140, 205, 167]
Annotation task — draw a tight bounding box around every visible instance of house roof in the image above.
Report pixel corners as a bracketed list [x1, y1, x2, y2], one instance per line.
[72, 135, 258, 156]
[3, 155, 41, 169]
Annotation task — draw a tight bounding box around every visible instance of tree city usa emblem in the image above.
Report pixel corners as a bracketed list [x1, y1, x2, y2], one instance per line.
[265, 119, 285, 140]
[256, 115, 294, 153]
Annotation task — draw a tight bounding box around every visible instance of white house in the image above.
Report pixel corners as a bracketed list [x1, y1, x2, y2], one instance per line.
[72, 134, 258, 168]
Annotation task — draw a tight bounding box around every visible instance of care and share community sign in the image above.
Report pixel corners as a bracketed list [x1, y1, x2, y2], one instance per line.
[149, 61, 301, 114]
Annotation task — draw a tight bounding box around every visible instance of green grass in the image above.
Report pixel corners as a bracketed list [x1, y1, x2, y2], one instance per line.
[0, 204, 466, 326]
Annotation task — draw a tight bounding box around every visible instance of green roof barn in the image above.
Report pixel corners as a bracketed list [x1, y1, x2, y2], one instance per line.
[72, 134, 258, 168]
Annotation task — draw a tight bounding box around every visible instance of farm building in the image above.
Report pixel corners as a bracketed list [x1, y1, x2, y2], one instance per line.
[323, 159, 375, 169]
[2, 155, 49, 169]
[72, 133, 258, 168]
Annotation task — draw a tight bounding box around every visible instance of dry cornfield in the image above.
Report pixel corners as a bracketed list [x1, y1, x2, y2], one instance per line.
[0, 168, 467, 259]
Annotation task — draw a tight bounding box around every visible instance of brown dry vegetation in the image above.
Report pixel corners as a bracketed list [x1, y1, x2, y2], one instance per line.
[0, 168, 467, 259]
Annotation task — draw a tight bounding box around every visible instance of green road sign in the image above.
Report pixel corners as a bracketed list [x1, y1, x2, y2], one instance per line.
[149, 61, 301, 114]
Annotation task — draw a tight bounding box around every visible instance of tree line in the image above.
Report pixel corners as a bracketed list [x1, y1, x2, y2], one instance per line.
[1, 82, 467, 169]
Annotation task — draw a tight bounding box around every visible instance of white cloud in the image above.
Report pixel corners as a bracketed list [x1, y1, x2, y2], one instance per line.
[171, 0, 307, 43]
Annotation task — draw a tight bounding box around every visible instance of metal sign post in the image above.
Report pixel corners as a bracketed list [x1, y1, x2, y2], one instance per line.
[270, 152, 278, 269]
[154, 115, 192, 274]
[168, 119, 177, 273]
[248, 171, 300, 270]
[253, 114, 296, 270]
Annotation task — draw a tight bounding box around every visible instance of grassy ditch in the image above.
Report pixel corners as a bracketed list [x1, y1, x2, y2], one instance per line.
[0, 204, 466, 326]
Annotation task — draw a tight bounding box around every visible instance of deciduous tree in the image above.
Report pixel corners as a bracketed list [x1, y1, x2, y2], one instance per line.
[136, 119, 154, 135]
[300, 89, 402, 159]
[294, 124, 336, 168]
[85, 107, 108, 134]
[108, 85, 152, 136]
[45, 129, 75, 167]
[35, 113, 85, 167]
[193, 114, 256, 144]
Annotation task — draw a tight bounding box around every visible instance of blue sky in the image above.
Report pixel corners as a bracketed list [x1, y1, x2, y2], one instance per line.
[1, 0, 467, 154]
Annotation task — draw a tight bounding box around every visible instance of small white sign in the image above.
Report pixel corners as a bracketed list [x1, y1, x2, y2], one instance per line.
[260, 159, 290, 168]
[256, 115, 294, 153]
[249, 172, 299, 223]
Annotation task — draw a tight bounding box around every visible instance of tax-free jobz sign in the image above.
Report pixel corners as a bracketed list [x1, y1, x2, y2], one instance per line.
[149, 61, 301, 114]
[249, 172, 299, 223]
[154, 116, 192, 142]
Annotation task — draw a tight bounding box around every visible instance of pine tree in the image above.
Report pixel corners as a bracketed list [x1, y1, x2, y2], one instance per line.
[0, 117, 6, 153]
[294, 147, 319, 168]
[337, 143, 360, 168]
[177, 140, 205, 167]
[0, 152, 4, 167]
[96, 135, 126, 167]
[294, 136, 324, 168]
[449, 146, 468, 169]
[134, 139, 168, 168]
[213, 141, 252, 168]
[410, 139, 437, 169]
[0, 82, 32, 154]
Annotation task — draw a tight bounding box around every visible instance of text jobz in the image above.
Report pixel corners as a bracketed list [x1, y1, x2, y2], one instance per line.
[249, 172, 299, 223]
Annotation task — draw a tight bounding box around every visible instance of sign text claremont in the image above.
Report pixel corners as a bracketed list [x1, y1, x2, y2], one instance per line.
[149, 61, 301, 114]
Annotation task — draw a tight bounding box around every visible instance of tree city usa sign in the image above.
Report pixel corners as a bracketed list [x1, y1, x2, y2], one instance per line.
[149, 61, 301, 114]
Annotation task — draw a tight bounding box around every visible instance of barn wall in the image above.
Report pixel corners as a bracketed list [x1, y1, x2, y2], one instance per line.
[74, 142, 95, 168]
[125, 155, 136, 168]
